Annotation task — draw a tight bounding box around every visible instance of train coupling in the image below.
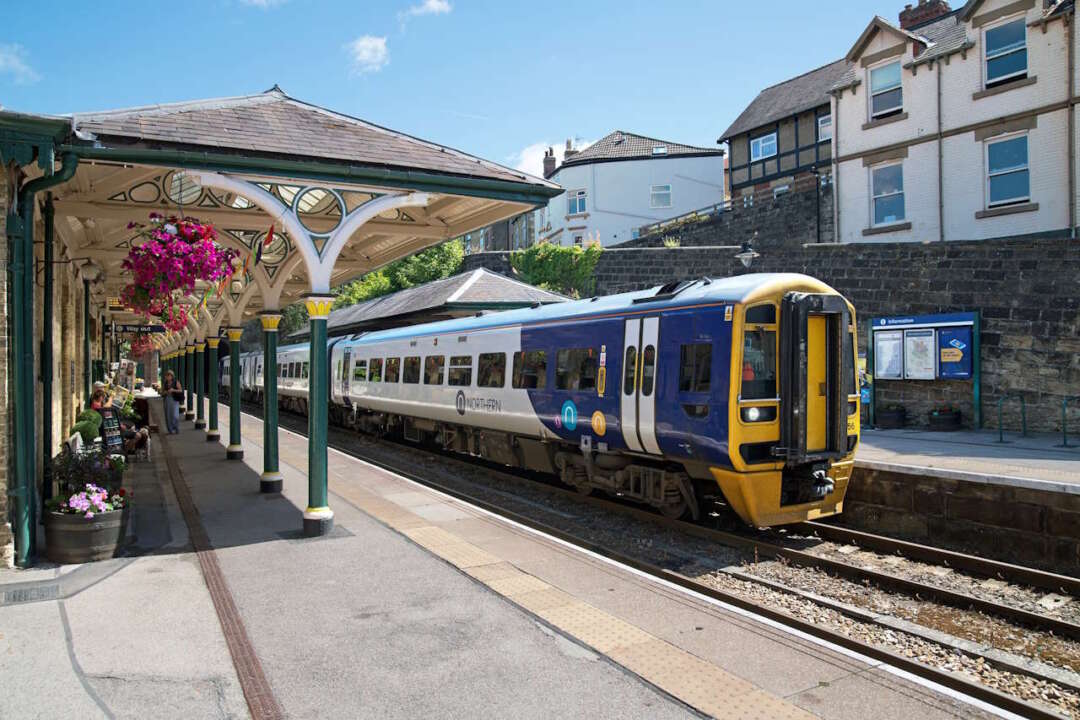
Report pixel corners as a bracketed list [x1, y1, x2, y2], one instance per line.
[811, 467, 835, 499]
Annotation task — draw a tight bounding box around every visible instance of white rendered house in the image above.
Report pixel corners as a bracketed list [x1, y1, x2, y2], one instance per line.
[535, 132, 726, 247]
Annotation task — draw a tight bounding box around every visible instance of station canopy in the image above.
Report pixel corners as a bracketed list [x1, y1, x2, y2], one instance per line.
[18, 85, 561, 342]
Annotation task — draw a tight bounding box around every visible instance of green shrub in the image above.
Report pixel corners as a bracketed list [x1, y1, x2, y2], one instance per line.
[69, 421, 100, 444]
[510, 242, 602, 298]
[77, 409, 102, 428]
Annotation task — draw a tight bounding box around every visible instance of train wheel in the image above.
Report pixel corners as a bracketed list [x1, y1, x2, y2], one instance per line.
[659, 499, 689, 520]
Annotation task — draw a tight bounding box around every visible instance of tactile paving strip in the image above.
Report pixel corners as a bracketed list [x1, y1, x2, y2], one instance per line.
[403, 525, 463, 548]
[536, 602, 656, 654]
[484, 574, 553, 597]
[426, 542, 500, 569]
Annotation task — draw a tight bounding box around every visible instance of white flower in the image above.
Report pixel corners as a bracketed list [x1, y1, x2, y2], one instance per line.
[164, 224, 177, 235]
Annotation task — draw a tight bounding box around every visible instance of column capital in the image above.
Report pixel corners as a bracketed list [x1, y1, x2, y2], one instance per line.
[227, 328, 244, 342]
[207, 338, 221, 349]
[259, 312, 282, 331]
[196, 342, 207, 352]
[304, 294, 335, 320]
[186, 345, 195, 354]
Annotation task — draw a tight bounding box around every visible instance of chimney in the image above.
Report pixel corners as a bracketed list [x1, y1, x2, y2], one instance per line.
[543, 147, 557, 177]
[564, 138, 578, 161]
[899, 0, 951, 30]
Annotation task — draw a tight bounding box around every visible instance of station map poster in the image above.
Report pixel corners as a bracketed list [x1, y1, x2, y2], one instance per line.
[874, 330, 903, 379]
[903, 329, 937, 380]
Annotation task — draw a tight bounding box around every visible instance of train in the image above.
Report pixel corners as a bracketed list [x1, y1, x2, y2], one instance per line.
[221, 273, 859, 527]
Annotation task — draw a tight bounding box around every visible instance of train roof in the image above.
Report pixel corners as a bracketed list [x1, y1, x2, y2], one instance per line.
[341, 273, 835, 345]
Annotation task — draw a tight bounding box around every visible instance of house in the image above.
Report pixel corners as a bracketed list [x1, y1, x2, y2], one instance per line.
[535, 132, 726, 247]
[719, 59, 852, 198]
[461, 211, 536, 254]
[831, 0, 1077, 243]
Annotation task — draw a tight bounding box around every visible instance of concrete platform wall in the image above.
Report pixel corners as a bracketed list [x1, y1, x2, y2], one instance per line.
[840, 465, 1080, 574]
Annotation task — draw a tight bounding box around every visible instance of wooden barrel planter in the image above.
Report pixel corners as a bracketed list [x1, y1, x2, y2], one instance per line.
[876, 406, 906, 429]
[45, 507, 130, 564]
[928, 409, 962, 431]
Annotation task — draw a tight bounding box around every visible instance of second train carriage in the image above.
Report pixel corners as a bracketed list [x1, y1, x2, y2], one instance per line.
[226, 273, 859, 527]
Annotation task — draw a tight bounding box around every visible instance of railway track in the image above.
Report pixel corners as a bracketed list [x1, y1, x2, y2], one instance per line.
[226, 398, 1079, 719]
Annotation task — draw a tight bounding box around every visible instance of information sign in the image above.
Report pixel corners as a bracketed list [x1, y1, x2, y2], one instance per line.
[98, 407, 124, 453]
[938, 326, 973, 379]
[874, 330, 903, 380]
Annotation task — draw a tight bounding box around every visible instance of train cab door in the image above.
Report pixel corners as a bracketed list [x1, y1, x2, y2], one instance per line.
[620, 317, 662, 454]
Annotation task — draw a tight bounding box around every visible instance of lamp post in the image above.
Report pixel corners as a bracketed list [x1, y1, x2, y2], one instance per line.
[735, 239, 760, 270]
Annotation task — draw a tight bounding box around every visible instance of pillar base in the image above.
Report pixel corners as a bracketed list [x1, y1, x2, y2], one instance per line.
[303, 507, 334, 537]
[260, 472, 283, 493]
[205, 431, 220, 442]
[194, 420, 206, 430]
[226, 445, 244, 460]
[184, 412, 195, 421]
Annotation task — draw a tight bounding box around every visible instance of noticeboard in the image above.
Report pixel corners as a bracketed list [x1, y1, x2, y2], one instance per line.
[873, 330, 904, 380]
[903, 329, 937, 380]
[938, 326, 973, 379]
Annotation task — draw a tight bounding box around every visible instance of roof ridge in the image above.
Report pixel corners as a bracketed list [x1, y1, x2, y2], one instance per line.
[69, 89, 280, 120]
[753, 57, 849, 93]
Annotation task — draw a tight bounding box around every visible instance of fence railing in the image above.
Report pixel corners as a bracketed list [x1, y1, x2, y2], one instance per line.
[635, 201, 729, 238]
[996, 394, 1028, 443]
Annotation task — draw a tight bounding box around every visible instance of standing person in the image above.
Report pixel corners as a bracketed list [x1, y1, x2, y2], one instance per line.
[162, 369, 183, 434]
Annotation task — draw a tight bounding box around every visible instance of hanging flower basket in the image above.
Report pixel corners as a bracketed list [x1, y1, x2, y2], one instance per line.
[120, 213, 236, 332]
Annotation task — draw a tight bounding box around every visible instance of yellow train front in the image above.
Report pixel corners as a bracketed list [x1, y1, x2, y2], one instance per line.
[709, 274, 859, 527]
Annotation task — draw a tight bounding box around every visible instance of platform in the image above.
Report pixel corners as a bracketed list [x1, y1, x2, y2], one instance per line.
[0, 404, 1006, 719]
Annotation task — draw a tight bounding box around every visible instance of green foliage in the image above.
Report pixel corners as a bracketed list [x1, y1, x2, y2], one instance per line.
[76, 409, 102, 428]
[510, 242, 603, 298]
[70, 421, 100, 444]
[332, 239, 464, 311]
[278, 303, 310, 339]
[661, 235, 681, 248]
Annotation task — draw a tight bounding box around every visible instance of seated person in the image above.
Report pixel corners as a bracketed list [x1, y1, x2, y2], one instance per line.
[90, 387, 112, 410]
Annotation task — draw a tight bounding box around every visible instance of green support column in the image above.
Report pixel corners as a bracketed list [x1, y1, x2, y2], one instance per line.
[194, 342, 207, 430]
[176, 347, 185, 413]
[185, 345, 195, 421]
[226, 329, 244, 460]
[303, 296, 334, 537]
[100, 317, 106, 381]
[206, 338, 220, 441]
[83, 280, 91, 406]
[260, 312, 283, 493]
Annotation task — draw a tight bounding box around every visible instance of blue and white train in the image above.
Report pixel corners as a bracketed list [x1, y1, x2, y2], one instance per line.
[221, 273, 859, 527]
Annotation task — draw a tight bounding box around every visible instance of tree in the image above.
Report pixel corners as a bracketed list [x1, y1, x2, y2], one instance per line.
[333, 238, 464, 310]
[510, 241, 602, 298]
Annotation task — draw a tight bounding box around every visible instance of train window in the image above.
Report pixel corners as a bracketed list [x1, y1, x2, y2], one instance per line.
[555, 348, 598, 391]
[845, 330, 856, 396]
[424, 355, 445, 385]
[477, 353, 506, 388]
[742, 329, 777, 399]
[369, 358, 383, 383]
[512, 351, 547, 389]
[678, 343, 711, 393]
[301, 362, 309, 379]
[745, 304, 776, 324]
[385, 357, 401, 383]
[278, 363, 285, 378]
[623, 346, 637, 395]
[641, 345, 656, 396]
[353, 360, 367, 382]
[291, 362, 299, 378]
[448, 355, 472, 387]
[403, 357, 421, 384]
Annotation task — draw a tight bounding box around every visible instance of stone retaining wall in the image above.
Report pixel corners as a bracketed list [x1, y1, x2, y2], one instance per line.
[463, 235, 1079, 432]
[843, 464, 1080, 575]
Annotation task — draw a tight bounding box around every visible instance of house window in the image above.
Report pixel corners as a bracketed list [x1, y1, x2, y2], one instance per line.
[650, 184, 672, 208]
[869, 61, 903, 119]
[985, 18, 1027, 87]
[573, 234, 584, 247]
[871, 163, 905, 226]
[986, 134, 1029, 207]
[817, 114, 832, 143]
[750, 132, 777, 162]
[568, 189, 587, 215]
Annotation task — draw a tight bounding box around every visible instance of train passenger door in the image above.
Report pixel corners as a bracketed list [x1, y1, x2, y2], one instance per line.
[620, 317, 661, 454]
[341, 349, 351, 403]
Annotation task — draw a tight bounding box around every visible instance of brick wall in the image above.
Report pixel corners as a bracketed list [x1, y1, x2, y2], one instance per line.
[463, 235, 1080, 432]
[615, 173, 833, 249]
[1, 167, 11, 566]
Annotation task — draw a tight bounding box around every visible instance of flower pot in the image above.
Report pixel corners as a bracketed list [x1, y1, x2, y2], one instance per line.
[928, 409, 962, 431]
[45, 507, 129, 564]
[876, 407, 906, 429]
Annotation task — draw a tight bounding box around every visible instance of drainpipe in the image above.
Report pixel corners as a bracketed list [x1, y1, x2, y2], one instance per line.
[41, 194, 55, 506]
[13, 151, 78, 567]
[1068, 15, 1076, 239]
[83, 279, 91, 404]
[937, 60, 945, 242]
[832, 93, 840, 243]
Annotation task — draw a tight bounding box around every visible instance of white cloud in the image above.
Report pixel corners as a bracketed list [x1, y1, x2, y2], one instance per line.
[509, 139, 594, 177]
[404, 0, 451, 17]
[238, 0, 287, 7]
[0, 44, 40, 85]
[346, 36, 389, 75]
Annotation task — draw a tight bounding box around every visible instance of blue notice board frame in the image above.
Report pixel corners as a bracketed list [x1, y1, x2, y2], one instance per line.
[867, 311, 981, 429]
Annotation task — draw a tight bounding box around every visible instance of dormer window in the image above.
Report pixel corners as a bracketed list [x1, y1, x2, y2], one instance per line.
[869, 61, 903, 119]
[985, 18, 1027, 87]
[652, 146, 668, 155]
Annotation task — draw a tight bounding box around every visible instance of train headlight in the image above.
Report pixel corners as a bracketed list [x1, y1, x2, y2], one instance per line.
[740, 406, 776, 423]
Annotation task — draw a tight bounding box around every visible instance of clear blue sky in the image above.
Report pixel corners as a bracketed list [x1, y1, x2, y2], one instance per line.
[1, 0, 905, 176]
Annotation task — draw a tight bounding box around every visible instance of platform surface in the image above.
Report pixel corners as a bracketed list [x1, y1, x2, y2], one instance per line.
[857, 428, 1080, 492]
[1, 402, 1006, 719]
